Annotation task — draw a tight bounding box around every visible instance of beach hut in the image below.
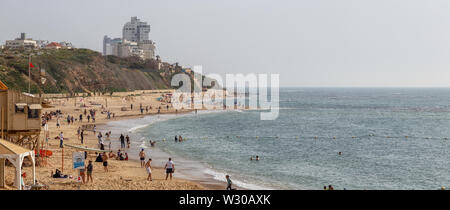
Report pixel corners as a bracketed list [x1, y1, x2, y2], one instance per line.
[0, 139, 36, 190]
[0, 80, 42, 149]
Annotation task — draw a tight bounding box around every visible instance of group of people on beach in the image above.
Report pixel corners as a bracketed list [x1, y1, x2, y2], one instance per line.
[77, 160, 94, 184]
[40, 98, 213, 189]
[139, 149, 175, 181]
[131, 102, 172, 115]
[119, 134, 131, 148]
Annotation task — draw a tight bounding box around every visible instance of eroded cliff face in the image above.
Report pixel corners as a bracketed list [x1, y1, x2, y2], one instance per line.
[0, 48, 176, 94]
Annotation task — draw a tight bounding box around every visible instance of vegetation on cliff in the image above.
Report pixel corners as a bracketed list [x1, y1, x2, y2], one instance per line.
[0, 48, 192, 94]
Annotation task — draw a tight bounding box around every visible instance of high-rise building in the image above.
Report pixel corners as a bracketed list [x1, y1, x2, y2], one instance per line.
[103, 36, 122, 55]
[103, 17, 155, 60]
[122, 16, 150, 43]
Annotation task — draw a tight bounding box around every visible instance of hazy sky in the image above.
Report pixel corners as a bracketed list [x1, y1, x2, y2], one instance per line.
[1, 0, 450, 87]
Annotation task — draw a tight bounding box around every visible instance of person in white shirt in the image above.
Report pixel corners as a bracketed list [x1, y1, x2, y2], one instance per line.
[164, 158, 175, 180]
[59, 132, 64, 148]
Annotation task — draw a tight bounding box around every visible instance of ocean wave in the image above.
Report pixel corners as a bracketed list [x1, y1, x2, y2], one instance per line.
[203, 168, 273, 190]
[139, 140, 148, 149]
[128, 124, 151, 132]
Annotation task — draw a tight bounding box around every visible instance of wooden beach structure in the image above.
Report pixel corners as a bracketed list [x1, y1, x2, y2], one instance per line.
[0, 80, 42, 149]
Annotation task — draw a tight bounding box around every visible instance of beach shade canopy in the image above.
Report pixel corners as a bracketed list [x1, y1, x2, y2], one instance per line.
[0, 139, 36, 190]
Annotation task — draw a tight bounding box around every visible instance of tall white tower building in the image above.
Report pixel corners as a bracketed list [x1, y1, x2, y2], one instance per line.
[122, 16, 151, 42]
[103, 16, 155, 60]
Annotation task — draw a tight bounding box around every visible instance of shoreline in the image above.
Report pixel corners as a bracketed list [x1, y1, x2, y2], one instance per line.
[98, 109, 252, 190]
[97, 110, 237, 190]
[2, 91, 239, 190]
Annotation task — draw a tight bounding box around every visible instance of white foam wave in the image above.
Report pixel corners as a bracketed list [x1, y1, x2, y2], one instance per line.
[128, 124, 151, 132]
[203, 168, 273, 190]
[139, 140, 148, 149]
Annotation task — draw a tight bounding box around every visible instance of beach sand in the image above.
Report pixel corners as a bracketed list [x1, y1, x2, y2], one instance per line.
[2, 90, 228, 190]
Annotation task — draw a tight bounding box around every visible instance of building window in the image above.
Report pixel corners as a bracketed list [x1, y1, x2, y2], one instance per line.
[15, 104, 25, 113]
[28, 108, 39, 119]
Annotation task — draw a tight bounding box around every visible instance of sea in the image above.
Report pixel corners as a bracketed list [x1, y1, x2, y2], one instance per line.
[101, 88, 450, 190]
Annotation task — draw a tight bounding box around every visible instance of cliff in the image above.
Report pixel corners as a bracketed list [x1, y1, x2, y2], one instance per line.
[0, 48, 191, 94]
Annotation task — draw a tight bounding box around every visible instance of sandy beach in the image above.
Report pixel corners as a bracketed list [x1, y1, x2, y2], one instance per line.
[2, 90, 229, 190]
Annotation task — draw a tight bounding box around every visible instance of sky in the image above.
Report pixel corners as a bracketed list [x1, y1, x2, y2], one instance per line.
[1, 0, 450, 87]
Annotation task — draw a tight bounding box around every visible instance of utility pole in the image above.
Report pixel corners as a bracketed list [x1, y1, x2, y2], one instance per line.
[28, 54, 32, 93]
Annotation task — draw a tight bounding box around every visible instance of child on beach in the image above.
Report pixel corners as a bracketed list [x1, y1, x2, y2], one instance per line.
[79, 166, 86, 184]
[145, 158, 152, 181]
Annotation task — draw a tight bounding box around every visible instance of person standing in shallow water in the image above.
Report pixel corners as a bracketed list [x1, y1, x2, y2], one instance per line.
[126, 135, 130, 148]
[120, 134, 125, 148]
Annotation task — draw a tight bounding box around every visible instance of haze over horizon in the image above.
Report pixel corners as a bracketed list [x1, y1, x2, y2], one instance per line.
[1, 0, 450, 87]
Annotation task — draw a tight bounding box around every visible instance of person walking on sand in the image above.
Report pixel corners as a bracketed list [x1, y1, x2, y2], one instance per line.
[80, 129, 84, 144]
[139, 149, 146, 167]
[86, 160, 93, 183]
[145, 158, 152, 181]
[59, 132, 64, 148]
[102, 153, 109, 172]
[56, 118, 60, 128]
[87, 114, 90, 122]
[100, 137, 105, 150]
[97, 132, 103, 145]
[226, 175, 234, 190]
[79, 114, 83, 122]
[165, 158, 175, 180]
